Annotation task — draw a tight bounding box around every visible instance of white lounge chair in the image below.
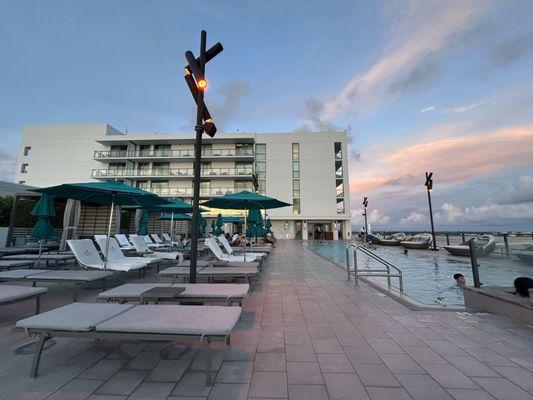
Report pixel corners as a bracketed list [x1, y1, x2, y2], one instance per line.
[150, 234, 166, 245]
[16, 302, 242, 385]
[205, 238, 259, 263]
[0, 260, 35, 270]
[0, 284, 47, 314]
[144, 235, 167, 249]
[160, 264, 259, 285]
[98, 283, 249, 306]
[0, 269, 112, 301]
[113, 234, 136, 250]
[130, 236, 183, 263]
[162, 233, 181, 246]
[94, 237, 156, 267]
[217, 235, 267, 259]
[2, 254, 76, 267]
[67, 239, 147, 272]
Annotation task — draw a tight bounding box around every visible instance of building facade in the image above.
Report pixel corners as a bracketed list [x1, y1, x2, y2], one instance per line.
[15, 124, 351, 240]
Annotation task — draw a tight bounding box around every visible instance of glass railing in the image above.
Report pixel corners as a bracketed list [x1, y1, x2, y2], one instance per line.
[93, 148, 254, 159]
[91, 168, 254, 178]
[150, 187, 247, 197]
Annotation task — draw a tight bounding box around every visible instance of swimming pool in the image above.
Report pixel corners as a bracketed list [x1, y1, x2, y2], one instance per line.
[304, 241, 532, 307]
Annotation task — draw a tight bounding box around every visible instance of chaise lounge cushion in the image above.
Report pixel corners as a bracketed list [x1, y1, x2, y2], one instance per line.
[16, 303, 134, 332]
[0, 269, 49, 279]
[0, 285, 47, 304]
[98, 283, 250, 300]
[96, 304, 241, 336]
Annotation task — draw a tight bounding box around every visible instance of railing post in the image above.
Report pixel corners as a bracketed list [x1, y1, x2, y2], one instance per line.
[468, 240, 481, 288]
[446, 233, 450, 245]
[353, 248, 359, 287]
[503, 234, 510, 258]
[461, 232, 465, 242]
[345, 245, 351, 282]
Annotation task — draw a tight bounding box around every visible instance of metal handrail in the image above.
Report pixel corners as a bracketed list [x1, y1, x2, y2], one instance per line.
[345, 243, 403, 293]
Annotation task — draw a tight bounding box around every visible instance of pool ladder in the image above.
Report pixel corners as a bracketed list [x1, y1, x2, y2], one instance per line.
[345, 243, 404, 294]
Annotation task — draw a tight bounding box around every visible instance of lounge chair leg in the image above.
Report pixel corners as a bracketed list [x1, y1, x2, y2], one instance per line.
[73, 284, 80, 302]
[30, 333, 49, 378]
[226, 335, 231, 345]
[204, 338, 212, 386]
[102, 278, 106, 290]
[35, 296, 41, 314]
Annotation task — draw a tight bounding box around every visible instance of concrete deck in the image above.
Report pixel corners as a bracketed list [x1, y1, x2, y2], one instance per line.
[1, 241, 533, 399]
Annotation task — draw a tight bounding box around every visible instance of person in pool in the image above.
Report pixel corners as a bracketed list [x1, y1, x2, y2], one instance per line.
[454, 273, 466, 287]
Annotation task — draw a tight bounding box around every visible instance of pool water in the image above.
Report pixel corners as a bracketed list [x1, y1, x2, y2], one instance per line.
[305, 241, 533, 307]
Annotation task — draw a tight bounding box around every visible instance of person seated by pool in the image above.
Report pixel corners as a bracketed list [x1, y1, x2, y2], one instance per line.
[264, 231, 277, 247]
[454, 273, 466, 287]
[231, 232, 246, 246]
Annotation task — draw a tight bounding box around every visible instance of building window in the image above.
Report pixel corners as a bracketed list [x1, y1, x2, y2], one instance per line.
[18, 180, 26, 184]
[292, 161, 300, 178]
[334, 142, 345, 214]
[337, 200, 345, 214]
[110, 145, 127, 157]
[236, 143, 254, 156]
[108, 163, 126, 175]
[255, 144, 267, 194]
[20, 163, 28, 173]
[154, 144, 171, 157]
[136, 180, 149, 190]
[334, 142, 342, 159]
[292, 198, 300, 214]
[292, 179, 300, 197]
[139, 144, 151, 157]
[292, 143, 299, 160]
[152, 162, 170, 175]
[23, 146, 31, 156]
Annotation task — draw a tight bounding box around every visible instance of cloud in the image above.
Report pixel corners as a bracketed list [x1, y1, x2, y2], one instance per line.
[421, 106, 435, 113]
[209, 80, 251, 129]
[318, 0, 488, 120]
[490, 31, 533, 67]
[434, 202, 533, 226]
[351, 207, 390, 228]
[400, 212, 425, 225]
[494, 175, 533, 205]
[444, 100, 485, 113]
[0, 148, 17, 182]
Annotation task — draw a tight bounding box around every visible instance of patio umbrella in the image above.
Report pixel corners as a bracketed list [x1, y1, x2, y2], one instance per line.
[30, 194, 56, 259]
[265, 218, 272, 234]
[137, 210, 149, 235]
[32, 182, 168, 268]
[202, 191, 291, 260]
[214, 213, 224, 236]
[198, 215, 207, 237]
[211, 219, 216, 234]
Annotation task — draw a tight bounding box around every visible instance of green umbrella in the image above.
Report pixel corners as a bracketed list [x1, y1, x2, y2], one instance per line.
[222, 216, 244, 224]
[32, 182, 169, 268]
[30, 194, 56, 259]
[202, 191, 290, 260]
[214, 213, 224, 236]
[265, 218, 272, 234]
[211, 219, 216, 234]
[137, 210, 149, 235]
[198, 215, 207, 237]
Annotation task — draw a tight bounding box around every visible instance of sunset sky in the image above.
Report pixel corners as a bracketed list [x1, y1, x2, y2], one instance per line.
[1, 0, 532, 230]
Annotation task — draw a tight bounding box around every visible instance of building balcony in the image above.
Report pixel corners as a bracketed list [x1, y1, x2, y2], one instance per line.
[91, 168, 254, 179]
[149, 187, 250, 198]
[93, 148, 254, 161]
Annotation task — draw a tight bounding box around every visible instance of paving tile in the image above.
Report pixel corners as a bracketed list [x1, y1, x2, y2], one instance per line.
[146, 359, 190, 382]
[189, 349, 225, 371]
[126, 351, 161, 370]
[87, 395, 127, 400]
[396, 374, 455, 400]
[366, 386, 413, 400]
[285, 331, 312, 345]
[287, 361, 324, 384]
[208, 383, 249, 400]
[353, 363, 400, 387]
[369, 338, 405, 354]
[171, 371, 213, 397]
[128, 382, 174, 399]
[473, 377, 533, 400]
[445, 356, 499, 378]
[493, 366, 533, 391]
[323, 373, 370, 400]
[403, 346, 449, 366]
[257, 338, 285, 353]
[422, 364, 478, 389]
[286, 345, 317, 362]
[465, 348, 519, 367]
[249, 371, 288, 398]
[48, 378, 104, 400]
[343, 345, 382, 364]
[317, 353, 354, 373]
[312, 339, 344, 354]
[254, 352, 286, 371]
[380, 353, 426, 375]
[215, 361, 253, 383]
[96, 370, 148, 396]
[288, 384, 329, 400]
[81, 359, 126, 380]
[446, 389, 496, 400]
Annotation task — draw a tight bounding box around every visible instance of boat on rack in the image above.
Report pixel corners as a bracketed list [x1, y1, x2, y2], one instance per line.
[379, 233, 406, 246]
[444, 234, 496, 257]
[515, 245, 533, 265]
[401, 233, 432, 249]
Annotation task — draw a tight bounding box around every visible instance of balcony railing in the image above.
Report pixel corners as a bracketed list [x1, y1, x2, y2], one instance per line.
[149, 187, 251, 197]
[94, 148, 254, 159]
[91, 168, 254, 178]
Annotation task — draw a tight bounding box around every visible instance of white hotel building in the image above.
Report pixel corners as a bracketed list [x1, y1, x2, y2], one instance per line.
[15, 124, 351, 240]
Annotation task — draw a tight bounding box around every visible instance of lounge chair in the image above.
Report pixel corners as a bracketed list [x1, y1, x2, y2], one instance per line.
[114, 233, 136, 250]
[0, 285, 47, 314]
[2, 254, 76, 267]
[67, 239, 147, 272]
[162, 233, 181, 246]
[98, 283, 250, 306]
[205, 238, 259, 263]
[130, 236, 183, 263]
[16, 302, 242, 385]
[159, 264, 259, 285]
[0, 269, 112, 301]
[217, 235, 267, 258]
[150, 234, 167, 246]
[0, 260, 35, 270]
[144, 235, 167, 249]
[94, 237, 157, 268]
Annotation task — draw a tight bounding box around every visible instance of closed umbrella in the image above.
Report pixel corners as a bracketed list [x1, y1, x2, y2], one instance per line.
[32, 182, 168, 268]
[211, 219, 216, 234]
[202, 191, 291, 260]
[214, 213, 224, 236]
[265, 218, 272, 234]
[137, 210, 149, 235]
[30, 194, 56, 260]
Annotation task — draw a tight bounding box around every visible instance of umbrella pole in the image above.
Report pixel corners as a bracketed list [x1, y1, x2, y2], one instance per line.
[37, 239, 43, 266]
[170, 212, 174, 249]
[243, 208, 247, 262]
[103, 193, 115, 269]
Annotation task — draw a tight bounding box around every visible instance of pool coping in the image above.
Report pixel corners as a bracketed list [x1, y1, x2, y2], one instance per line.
[303, 242, 466, 312]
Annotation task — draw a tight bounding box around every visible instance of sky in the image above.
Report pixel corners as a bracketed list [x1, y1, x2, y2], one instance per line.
[1, 0, 533, 231]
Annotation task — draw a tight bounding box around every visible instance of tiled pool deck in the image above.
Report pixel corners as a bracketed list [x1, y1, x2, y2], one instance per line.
[1, 241, 533, 399]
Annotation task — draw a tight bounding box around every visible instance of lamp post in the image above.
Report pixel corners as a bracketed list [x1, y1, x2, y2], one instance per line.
[424, 172, 438, 251]
[362, 196, 368, 242]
